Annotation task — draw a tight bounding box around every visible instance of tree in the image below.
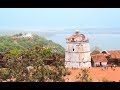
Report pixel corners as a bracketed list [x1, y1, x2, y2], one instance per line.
[0, 34, 65, 54]
[2, 44, 68, 82]
[18, 33, 23, 36]
[76, 68, 93, 82]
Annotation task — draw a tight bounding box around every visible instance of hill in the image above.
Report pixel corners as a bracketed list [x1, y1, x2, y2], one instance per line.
[0, 33, 65, 55]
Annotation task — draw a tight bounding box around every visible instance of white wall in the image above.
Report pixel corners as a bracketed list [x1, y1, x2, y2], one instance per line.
[101, 62, 107, 66]
[23, 33, 33, 38]
[94, 62, 100, 66]
[65, 41, 91, 68]
[94, 62, 107, 67]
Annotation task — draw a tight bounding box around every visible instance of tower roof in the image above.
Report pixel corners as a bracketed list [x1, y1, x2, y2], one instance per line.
[66, 31, 87, 42]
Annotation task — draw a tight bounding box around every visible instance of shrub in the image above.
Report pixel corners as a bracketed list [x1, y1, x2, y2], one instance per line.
[76, 68, 93, 82]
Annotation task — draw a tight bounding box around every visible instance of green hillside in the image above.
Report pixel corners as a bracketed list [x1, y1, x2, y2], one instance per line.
[0, 34, 65, 55]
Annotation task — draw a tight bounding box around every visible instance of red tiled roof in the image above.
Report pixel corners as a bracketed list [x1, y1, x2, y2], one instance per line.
[66, 34, 86, 42]
[92, 50, 120, 62]
[91, 53, 108, 62]
[66, 34, 79, 40]
[64, 67, 120, 82]
[107, 50, 120, 59]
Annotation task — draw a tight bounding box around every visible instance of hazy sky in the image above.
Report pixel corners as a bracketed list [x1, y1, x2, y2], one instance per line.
[0, 8, 120, 50]
[0, 8, 120, 29]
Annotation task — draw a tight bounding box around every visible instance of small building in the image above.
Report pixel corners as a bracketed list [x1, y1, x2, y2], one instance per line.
[91, 53, 108, 67]
[22, 33, 33, 38]
[91, 50, 120, 67]
[12, 33, 33, 39]
[102, 50, 120, 66]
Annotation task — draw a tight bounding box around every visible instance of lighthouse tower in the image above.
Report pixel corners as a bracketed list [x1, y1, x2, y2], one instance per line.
[65, 30, 91, 68]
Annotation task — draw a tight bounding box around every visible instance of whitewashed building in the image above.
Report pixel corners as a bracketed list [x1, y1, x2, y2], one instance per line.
[22, 33, 33, 38]
[65, 30, 91, 68]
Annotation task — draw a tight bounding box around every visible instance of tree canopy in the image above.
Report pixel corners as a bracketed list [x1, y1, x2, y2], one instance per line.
[0, 44, 68, 82]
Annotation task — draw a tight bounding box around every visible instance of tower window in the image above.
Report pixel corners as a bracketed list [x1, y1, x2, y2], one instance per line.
[73, 48, 74, 51]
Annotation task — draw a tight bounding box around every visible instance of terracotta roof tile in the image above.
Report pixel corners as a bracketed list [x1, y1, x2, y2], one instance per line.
[107, 50, 120, 58]
[91, 54, 108, 62]
[67, 34, 79, 40]
[64, 67, 120, 82]
[66, 34, 86, 42]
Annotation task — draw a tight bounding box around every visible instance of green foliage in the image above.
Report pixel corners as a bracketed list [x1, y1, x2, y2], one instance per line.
[9, 49, 23, 56]
[0, 34, 66, 82]
[0, 68, 10, 80]
[1, 44, 67, 82]
[0, 34, 65, 54]
[51, 53, 64, 67]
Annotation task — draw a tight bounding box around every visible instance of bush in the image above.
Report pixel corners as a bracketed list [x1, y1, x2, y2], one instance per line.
[0, 68, 10, 80]
[76, 68, 93, 82]
[2, 45, 67, 82]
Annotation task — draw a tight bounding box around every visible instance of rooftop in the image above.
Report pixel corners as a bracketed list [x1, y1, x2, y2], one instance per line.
[64, 67, 120, 82]
[107, 50, 120, 59]
[66, 31, 88, 42]
[91, 53, 108, 62]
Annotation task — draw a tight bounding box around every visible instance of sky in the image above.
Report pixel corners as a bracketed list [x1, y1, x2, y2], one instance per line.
[0, 8, 120, 29]
[0, 8, 120, 50]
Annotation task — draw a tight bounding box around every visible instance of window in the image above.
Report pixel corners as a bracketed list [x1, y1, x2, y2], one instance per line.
[73, 48, 74, 51]
[102, 51, 107, 54]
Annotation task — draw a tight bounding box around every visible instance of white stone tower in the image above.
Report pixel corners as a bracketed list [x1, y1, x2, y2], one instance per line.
[65, 30, 91, 68]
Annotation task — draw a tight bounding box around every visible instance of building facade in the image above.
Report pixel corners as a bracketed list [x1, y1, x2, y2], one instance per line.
[65, 30, 91, 68]
[91, 50, 120, 67]
[91, 53, 108, 67]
